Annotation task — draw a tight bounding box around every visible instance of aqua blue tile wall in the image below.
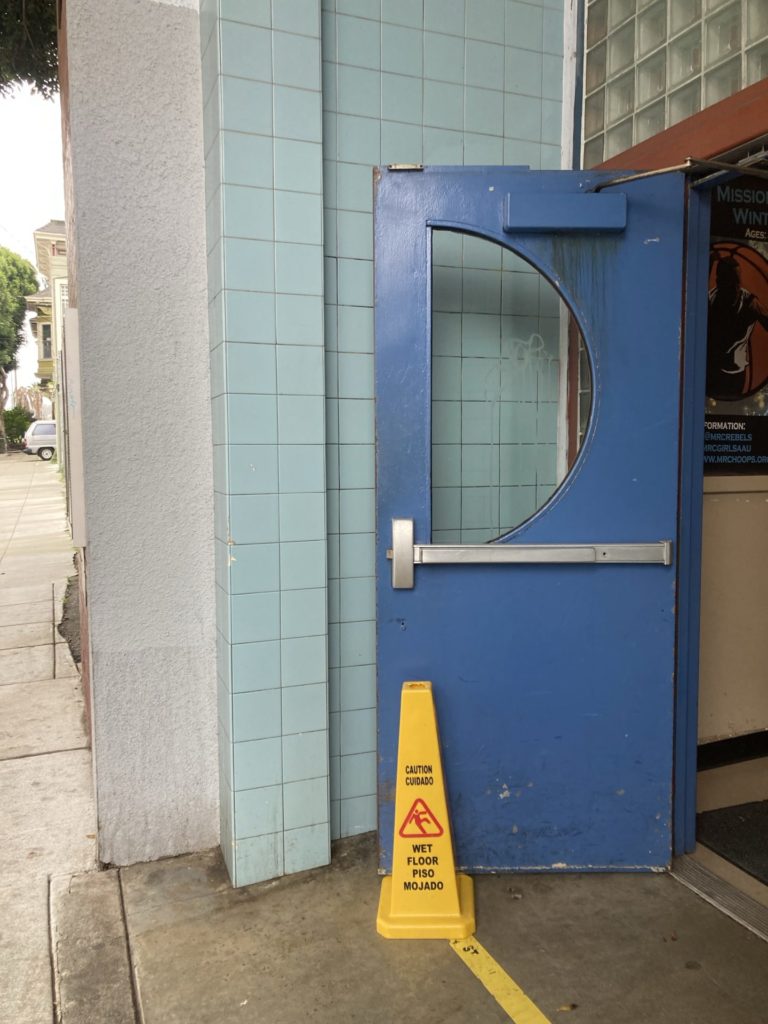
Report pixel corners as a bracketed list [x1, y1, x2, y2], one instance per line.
[201, 0, 330, 887]
[201, 0, 565, 882]
[322, 0, 565, 840]
[431, 232, 563, 542]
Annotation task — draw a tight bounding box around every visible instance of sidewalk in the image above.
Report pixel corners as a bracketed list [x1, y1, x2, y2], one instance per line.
[0, 453, 96, 1024]
[2, 452, 768, 1024]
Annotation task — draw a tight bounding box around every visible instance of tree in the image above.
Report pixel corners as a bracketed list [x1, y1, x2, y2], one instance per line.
[0, 0, 58, 99]
[0, 247, 38, 453]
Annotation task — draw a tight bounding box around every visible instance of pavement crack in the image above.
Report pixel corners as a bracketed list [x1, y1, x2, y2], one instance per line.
[118, 868, 143, 1024]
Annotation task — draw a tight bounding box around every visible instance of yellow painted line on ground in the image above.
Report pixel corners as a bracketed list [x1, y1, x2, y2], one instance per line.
[449, 937, 552, 1024]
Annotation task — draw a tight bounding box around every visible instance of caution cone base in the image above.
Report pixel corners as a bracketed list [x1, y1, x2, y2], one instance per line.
[376, 681, 475, 940]
[377, 871, 475, 939]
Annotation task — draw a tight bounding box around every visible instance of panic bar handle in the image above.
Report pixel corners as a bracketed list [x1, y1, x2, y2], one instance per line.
[386, 519, 672, 589]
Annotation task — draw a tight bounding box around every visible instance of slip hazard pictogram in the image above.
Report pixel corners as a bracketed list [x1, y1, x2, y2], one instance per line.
[398, 798, 444, 838]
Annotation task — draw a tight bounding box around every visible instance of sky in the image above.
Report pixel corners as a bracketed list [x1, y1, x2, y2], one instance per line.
[0, 84, 65, 395]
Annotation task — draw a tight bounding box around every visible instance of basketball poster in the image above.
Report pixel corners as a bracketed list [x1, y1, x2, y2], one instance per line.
[705, 175, 768, 475]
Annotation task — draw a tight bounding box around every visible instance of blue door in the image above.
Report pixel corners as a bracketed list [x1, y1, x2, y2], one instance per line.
[375, 167, 706, 873]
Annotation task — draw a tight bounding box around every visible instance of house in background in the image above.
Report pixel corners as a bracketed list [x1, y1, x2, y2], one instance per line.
[25, 220, 68, 457]
[26, 285, 54, 385]
[55, 0, 768, 895]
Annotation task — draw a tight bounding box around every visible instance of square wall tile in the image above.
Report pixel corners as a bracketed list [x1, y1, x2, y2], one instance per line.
[278, 444, 326, 493]
[338, 399, 374, 444]
[381, 121, 423, 165]
[465, 86, 504, 136]
[423, 126, 464, 162]
[425, 0, 465, 37]
[339, 750, 376, 798]
[235, 784, 283, 839]
[275, 242, 324, 295]
[339, 444, 374, 489]
[283, 729, 328, 783]
[221, 76, 273, 135]
[229, 494, 280, 544]
[337, 352, 373, 398]
[339, 619, 376, 667]
[231, 591, 280, 643]
[340, 707, 376, 756]
[281, 587, 327, 639]
[382, 24, 423, 75]
[284, 776, 329, 830]
[275, 191, 324, 244]
[281, 634, 328, 686]
[232, 639, 281, 692]
[273, 30, 321, 90]
[234, 833, 283, 885]
[230, 687, 275, 746]
[277, 345, 325, 395]
[221, 21, 272, 81]
[227, 393, 278, 445]
[338, 531, 375, 578]
[274, 139, 323, 194]
[223, 186, 274, 240]
[337, 13, 381, 69]
[337, 65, 381, 119]
[225, 291, 276, 344]
[505, 46, 543, 97]
[276, 293, 325, 345]
[336, 162, 374, 213]
[280, 539, 327, 590]
[279, 491, 326, 541]
[381, 0, 423, 29]
[337, 258, 373, 306]
[339, 795, 376, 835]
[505, 1, 544, 52]
[214, 0, 263, 22]
[230, 542, 280, 595]
[278, 395, 325, 444]
[337, 114, 381, 165]
[466, 39, 504, 89]
[336, 485, 372, 535]
[229, 445, 279, 494]
[423, 30, 464, 84]
[274, 86, 323, 143]
[224, 238, 275, 292]
[340, 664, 376, 711]
[282, 682, 328, 734]
[272, 0, 319, 35]
[337, 303, 374, 352]
[226, 342, 276, 394]
[423, 80, 463, 131]
[284, 822, 330, 873]
[234, 736, 282, 790]
[222, 131, 274, 189]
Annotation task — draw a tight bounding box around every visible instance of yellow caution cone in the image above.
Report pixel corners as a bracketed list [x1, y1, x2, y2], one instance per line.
[377, 681, 475, 939]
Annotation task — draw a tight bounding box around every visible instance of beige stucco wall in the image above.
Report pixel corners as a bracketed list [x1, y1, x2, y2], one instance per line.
[699, 476, 768, 742]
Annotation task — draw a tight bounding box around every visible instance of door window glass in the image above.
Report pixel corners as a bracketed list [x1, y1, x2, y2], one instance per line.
[431, 230, 592, 542]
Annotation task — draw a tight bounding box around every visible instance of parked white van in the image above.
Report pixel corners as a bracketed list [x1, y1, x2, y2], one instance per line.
[23, 420, 57, 461]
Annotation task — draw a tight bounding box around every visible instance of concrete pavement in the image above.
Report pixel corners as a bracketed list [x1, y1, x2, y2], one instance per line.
[0, 453, 96, 1024]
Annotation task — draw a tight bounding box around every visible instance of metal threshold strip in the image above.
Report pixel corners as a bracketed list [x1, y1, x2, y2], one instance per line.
[388, 519, 672, 588]
[672, 856, 768, 944]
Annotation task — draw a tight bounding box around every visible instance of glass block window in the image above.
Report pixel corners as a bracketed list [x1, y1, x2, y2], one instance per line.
[583, 0, 768, 165]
